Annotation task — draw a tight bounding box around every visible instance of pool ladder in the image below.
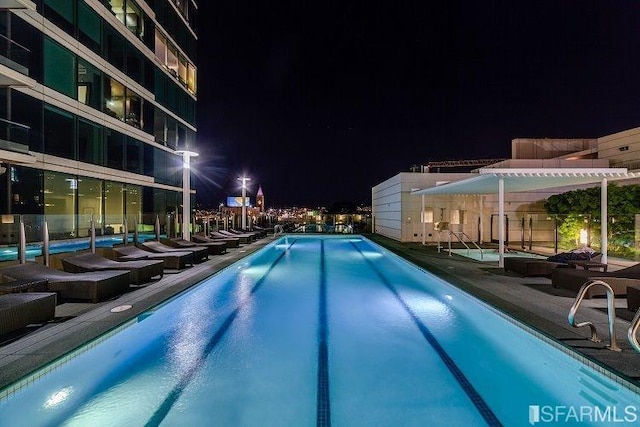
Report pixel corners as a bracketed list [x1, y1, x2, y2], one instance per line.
[568, 280, 621, 352]
[443, 231, 484, 260]
[570, 279, 640, 354]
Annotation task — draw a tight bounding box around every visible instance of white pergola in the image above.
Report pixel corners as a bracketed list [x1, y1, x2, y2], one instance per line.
[411, 168, 637, 267]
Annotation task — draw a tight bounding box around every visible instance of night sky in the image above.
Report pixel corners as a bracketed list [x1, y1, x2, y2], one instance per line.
[193, 1, 640, 208]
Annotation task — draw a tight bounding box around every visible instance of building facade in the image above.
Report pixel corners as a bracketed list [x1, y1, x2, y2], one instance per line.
[0, 0, 197, 242]
[373, 130, 640, 246]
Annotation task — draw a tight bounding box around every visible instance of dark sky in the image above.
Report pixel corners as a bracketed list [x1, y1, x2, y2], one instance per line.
[193, 0, 640, 208]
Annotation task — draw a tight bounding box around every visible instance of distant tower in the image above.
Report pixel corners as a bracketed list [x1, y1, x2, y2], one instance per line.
[256, 185, 265, 212]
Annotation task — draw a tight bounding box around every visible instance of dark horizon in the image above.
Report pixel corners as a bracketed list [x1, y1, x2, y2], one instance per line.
[194, 1, 640, 208]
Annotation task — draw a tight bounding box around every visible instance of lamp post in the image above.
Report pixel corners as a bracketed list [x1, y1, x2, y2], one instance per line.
[176, 150, 199, 241]
[237, 176, 251, 230]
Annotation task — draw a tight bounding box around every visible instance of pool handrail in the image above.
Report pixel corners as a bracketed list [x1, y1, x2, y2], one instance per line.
[447, 231, 484, 260]
[627, 308, 640, 353]
[568, 279, 622, 352]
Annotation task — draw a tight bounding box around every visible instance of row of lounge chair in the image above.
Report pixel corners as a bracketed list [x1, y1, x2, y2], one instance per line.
[0, 229, 269, 336]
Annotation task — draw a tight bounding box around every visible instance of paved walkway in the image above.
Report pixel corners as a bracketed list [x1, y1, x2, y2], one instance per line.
[2, 233, 640, 393]
[366, 234, 640, 386]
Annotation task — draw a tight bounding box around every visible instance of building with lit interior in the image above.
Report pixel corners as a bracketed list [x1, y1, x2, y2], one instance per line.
[0, 0, 197, 243]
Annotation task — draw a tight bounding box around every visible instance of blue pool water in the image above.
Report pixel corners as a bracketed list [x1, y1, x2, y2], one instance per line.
[0, 234, 158, 261]
[1, 235, 639, 426]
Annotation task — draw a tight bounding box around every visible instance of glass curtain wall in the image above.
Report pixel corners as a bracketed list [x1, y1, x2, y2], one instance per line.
[104, 181, 124, 235]
[77, 177, 103, 237]
[44, 171, 77, 239]
[125, 184, 142, 233]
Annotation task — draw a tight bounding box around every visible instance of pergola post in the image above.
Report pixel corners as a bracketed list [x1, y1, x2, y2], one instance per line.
[498, 178, 505, 268]
[601, 177, 608, 264]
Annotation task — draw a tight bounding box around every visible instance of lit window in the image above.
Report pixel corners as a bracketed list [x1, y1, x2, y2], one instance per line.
[421, 208, 433, 223]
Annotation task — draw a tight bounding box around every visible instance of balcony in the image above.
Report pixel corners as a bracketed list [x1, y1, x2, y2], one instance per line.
[0, 118, 36, 165]
[0, 33, 31, 87]
[0, 0, 36, 9]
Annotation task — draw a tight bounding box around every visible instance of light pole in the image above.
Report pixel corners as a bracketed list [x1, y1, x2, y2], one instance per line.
[176, 150, 199, 241]
[237, 176, 251, 230]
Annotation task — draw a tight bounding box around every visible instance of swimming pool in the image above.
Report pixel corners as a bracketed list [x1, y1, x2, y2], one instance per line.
[1, 235, 639, 426]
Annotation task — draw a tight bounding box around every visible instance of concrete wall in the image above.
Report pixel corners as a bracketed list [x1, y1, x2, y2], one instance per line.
[597, 126, 640, 170]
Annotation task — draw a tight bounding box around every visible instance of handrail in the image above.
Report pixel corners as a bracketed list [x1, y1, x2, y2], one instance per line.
[568, 279, 621, 352]
[447, 231, 484, 260]
[627, 308, 640, 353]
[273, 224, 284, 237]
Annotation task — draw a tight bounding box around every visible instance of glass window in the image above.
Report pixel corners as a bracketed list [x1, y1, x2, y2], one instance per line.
[78, 119, 103, 165]
[77, 59, 102, 110]
[78, 2, 101, 53]
[125, 184, 142, 229]
[44, 171, 77, 239]
[153, 148, 167, 184]
[166, 115, 177, 149]
[125, 1, 144, 39]
[153, 108, 166, 144]
[187, 63, 197, 94]
[104, 77, 125, 121]
[154, 29, 166, 64]
[44, 105, 75, 159]
[167, 45, 178, 77]
[125, 136, 142, 174]
[104, 181, 124, 235]
[9, 166, 43, 215]
[178, 56, 187, 86]
[125, 88, 142, 128]
[144, 144, 154, 175]
[44, 37, 76, 98]
[104, 29, 125, 70]
[44, 0, 74, 35]
[77, 177, 103, 237]
[125, 47, 142, 82]
[105, 128, 124, 170]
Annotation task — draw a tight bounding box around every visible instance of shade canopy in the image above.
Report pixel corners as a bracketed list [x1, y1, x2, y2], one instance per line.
[411, 168, 632, 196]
[411, 167, 638, 268]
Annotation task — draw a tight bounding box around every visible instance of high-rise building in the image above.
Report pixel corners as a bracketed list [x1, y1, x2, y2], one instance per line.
[0, 0, 197, 242]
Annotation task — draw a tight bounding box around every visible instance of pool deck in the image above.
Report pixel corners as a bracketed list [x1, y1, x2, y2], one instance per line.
[1, 233, 640, 393]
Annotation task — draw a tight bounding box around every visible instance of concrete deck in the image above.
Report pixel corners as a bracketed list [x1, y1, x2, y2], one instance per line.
[1, 233, 640, 393]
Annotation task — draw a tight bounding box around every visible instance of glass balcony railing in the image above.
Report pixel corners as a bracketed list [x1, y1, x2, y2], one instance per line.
[0, 117, 30, 148]
[0, 32, 29, 77]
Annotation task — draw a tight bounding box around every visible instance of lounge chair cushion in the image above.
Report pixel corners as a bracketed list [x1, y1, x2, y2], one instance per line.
[61, 253, 164, 285]
[0, 292, 57, 335]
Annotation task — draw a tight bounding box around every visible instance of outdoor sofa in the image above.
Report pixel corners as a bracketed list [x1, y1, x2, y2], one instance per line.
[61, 253, 164, 285]
[503, 249, 602, 278]
[551, 262, 640, 299]
[0, 263, 131, 303]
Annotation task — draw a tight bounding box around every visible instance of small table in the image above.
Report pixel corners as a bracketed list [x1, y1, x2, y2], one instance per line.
[566, 260, 608, 272]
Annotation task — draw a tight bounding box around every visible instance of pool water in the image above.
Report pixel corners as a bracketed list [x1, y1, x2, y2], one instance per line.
[448, 248, 548, 262]
[1, 235, 639, 426]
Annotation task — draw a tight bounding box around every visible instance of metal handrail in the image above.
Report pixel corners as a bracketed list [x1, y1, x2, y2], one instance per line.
[447, 231, 484, 260]
[627, 308, 640, 353]
[568, 279, 621, 352]
[273, 224, 284, 237]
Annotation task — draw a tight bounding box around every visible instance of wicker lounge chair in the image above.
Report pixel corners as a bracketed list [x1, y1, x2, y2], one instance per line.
[193, 233, 240, 248]
[112, 245, 194, 269]
[140, 241, 209, 262]
[212, 231, 251, 244]
[551, 262, 640, 298]
[0, 292, 57, 336]
[217, 230, 255, 243]
[0, 274, 49, 295]
[161, 237, 227, 255]
[0, 263, 131, 303]
[61, 253, 164, 285]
